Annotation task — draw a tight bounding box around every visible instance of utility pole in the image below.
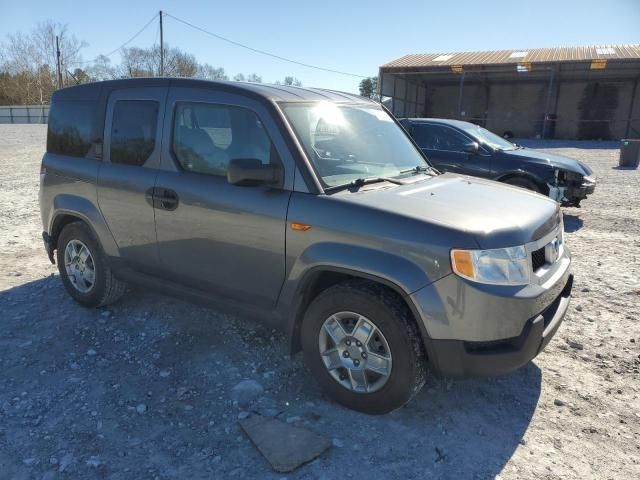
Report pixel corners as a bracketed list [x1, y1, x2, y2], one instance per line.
[159, 10, 164, 77]
[55, 35, 63, 89]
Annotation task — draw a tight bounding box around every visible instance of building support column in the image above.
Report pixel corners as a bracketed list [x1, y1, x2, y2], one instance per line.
[542, 64, 559, 139]
[625, 76, 639, 138]
[457, 71, 466, 119]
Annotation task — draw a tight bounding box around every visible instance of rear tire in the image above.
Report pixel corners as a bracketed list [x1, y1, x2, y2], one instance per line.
[56, 222, 126, 308]
[301, 280, 426, 414]
[504, 176, 541, 193]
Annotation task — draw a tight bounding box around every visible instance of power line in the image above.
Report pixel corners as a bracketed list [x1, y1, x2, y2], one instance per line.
[68, 12, 158, 67]
[163, 12, 367, 79]
[102, 12, 158, 57]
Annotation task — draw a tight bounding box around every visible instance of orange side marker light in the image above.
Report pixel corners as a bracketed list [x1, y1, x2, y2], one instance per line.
[291, 223, 312, 232]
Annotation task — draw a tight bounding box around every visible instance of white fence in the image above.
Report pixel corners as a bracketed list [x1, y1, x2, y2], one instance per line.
[0, 105, 49, 124]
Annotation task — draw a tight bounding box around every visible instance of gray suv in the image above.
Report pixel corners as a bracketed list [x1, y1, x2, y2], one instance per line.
[39, 78, 573, 414]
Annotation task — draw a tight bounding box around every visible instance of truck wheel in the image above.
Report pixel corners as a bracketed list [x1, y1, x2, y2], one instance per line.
[504, 176, 541, 193]
[56, 222, 126, 308]
[301, 280, 426, 414]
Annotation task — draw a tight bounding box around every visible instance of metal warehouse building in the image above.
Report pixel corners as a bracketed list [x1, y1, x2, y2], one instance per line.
[379, 44, 640, 140]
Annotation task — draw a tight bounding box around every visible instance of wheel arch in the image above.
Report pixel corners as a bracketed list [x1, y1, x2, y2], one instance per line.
[495, 170, 549, 194]
[286, 266, 435, 363]
[48, 194, 119, 258]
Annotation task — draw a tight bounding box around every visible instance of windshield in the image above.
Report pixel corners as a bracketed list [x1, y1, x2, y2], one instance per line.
[460, 124, 517, 151]
[281, 102, 429, 188]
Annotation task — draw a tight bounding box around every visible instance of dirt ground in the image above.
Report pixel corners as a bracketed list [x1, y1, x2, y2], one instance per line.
[1, 124, 638, 480]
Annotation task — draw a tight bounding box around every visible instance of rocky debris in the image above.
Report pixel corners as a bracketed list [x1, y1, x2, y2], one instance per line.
[1, 131, 639, 479]
[566, 339, 584, 350]
[86, 348, 97, 356]
[177, 386, 196, 401]
[240, 415, 331, 473]
[554, 399, 566, 407]
[136, 403, 147, 414]
[231, 380, 264, 407]
[58, 453, 74, 472]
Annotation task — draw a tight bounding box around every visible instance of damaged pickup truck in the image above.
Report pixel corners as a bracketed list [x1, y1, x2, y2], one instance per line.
[400, 118, 596, 206]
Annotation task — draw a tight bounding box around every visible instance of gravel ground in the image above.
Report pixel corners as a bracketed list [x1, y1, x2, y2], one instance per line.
[1, 124, 638, 480]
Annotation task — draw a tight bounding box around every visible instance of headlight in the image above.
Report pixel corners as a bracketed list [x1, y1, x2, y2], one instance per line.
[451, 246, 530, 285]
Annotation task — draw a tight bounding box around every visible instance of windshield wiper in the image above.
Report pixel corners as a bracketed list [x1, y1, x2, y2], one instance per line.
[325, 176, 406, 193]
[399, 164, 439, 175]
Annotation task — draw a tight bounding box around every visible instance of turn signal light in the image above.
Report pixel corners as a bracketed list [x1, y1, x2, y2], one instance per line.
[451, 250, 475, 278]
[291, 223, 311, 232]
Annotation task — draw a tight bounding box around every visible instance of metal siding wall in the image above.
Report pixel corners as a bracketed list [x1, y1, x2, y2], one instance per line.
[381, 73, 395, 97]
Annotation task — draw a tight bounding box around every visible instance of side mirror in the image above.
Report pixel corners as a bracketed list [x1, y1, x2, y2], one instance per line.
[227, 158, 281, 186]
[463, 142, 480, 154]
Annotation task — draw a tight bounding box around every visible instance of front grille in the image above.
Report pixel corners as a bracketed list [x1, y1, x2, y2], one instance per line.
[531, 246, 546, 271]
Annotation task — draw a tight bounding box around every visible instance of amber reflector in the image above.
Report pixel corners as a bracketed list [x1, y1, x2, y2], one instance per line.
[451, 250, 475, 278]
[291, 223, 311, 231]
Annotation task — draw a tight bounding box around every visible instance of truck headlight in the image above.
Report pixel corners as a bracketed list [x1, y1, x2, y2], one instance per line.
[451, 246, 530, 285]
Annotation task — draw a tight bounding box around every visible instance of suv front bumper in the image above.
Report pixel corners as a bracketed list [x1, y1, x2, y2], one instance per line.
[410, 231, 572, 378]
[424, 274, 572, 377]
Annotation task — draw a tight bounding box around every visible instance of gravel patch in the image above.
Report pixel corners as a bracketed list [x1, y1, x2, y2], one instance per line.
[0, 125, 638, 479]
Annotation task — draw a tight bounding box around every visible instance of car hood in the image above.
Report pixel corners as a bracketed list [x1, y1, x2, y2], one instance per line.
[503, 148, 593, 176]
[341, 173, 561, 249]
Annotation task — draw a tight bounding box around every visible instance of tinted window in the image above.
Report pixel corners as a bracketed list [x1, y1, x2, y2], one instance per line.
[47, 100, 94, 157]
[412, 124, 467, 152]
[110, 100, 159, 166]
[172, 102, 273, 177]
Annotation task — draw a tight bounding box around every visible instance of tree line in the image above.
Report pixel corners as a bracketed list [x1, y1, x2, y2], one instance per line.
[0, 21, 307, 105]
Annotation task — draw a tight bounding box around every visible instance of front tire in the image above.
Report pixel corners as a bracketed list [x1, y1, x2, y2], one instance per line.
[56, 222, 126, 307]
[301, 280, 426, 414]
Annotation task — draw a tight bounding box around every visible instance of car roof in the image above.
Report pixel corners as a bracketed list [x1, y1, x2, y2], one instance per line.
[53, 77, 374, 104]
[403, 118, 478, 129]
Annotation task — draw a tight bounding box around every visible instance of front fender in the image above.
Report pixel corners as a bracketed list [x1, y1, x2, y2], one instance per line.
[277, 242, 443, 352]
[50, 194, 119, 257]
[289, 242, 435, 295]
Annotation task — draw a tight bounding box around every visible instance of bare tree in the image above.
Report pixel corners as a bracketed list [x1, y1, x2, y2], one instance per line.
[233, 73, 246, 82]
[286, 76, 302, 86]
[0, 21, 86, 104]
[119, 44, 198, 78]
[87, 55, 119, 81]
[246, 73, 262, 83]
[196, 64, 228, 81]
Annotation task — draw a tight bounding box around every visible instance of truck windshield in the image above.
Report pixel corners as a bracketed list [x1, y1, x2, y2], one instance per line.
[460, 124, 517, 151]
[281, 102, 430, 188]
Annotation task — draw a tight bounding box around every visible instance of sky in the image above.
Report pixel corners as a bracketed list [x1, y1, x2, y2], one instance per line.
[1, 0, 639, 93]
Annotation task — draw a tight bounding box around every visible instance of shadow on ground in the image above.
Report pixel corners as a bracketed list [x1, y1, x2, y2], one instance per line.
[563, 214, 584, 233]
[0, 277, 542, 479]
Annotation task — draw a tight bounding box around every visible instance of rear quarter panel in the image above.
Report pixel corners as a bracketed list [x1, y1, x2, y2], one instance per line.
[40, 152, 119, 257]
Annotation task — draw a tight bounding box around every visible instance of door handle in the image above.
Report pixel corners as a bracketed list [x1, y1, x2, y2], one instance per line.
[147, 187, 179, 211]
[157, 188, 179, 211]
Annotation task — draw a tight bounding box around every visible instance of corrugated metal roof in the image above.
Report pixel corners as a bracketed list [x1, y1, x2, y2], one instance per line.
[381, 44, 640, 69]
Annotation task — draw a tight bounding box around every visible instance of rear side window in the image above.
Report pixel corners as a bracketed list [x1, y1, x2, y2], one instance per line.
[47, 100, 94, 157]
[110, 100, 159, 166]
[172, 102, 274, 177]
